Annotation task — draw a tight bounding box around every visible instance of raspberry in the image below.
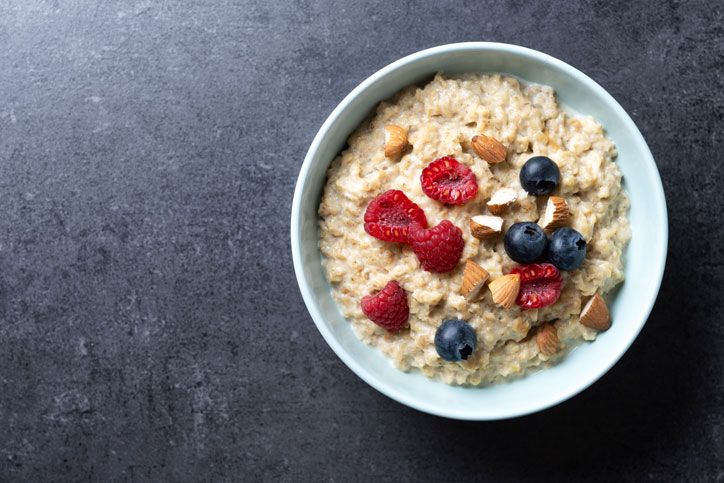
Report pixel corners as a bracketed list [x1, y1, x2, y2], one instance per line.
[420, 156, 478, 205]
[363, 190, 427, 243]
[360, 280, 409, 332]
[509, 263, 563, 309]
[408, 220, 464, 273]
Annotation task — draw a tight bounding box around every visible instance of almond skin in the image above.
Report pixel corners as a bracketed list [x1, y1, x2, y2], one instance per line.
[580, 293, 611, 330]
[460, 260, 490, 302]
[539, 196, 571, 231]
[487, 187, 519, 215]
[384, 124, 409, 158]
[469, 215, 503, 240]
[471, 134, 507, 164]
[488, 274, 520, 309]
[536, 322, 559, 356]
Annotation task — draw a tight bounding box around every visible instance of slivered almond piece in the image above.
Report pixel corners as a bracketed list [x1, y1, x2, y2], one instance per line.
[580, 293, 611, 331]
[469, 215, 503, 240]
[539, 196, 571, 231]
[471, 134, 507, 164]
[384, 124, 409, 158]
[487, 187, 519, 215]
[488, 274, 520, 309]
[536, 322, 559, 356]
[460, 260, 490, 302]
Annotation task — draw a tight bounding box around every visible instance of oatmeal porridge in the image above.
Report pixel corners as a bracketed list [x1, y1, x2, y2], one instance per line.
[318, 73, 630, 386]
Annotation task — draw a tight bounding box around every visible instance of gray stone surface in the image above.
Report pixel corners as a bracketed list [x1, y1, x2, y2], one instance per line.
[0, 0, 721, 481]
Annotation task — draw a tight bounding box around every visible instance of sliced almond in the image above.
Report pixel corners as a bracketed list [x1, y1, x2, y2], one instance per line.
[384, 124, 409, 158]
[580, 293, 611, 331]
[471, 134, 507, 164]
[487, 187, 519, 215]
[469, 215, 503, 240]
[536, 322, 559, 356]
[539, 196, 571, 231]
[460, 260, 490, 302]
[488, 274, 520, 309]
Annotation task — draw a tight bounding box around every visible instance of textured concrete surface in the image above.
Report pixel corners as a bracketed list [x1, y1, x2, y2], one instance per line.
[0, 0, 722, 481]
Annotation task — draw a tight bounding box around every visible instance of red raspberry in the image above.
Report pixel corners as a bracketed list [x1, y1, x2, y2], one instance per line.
[420, 156, 478, 205]
[408, 220, 464, 273]
[360, 280, 409, 331]
[509, 263, 563, 309]
[363, 190, 427, 243]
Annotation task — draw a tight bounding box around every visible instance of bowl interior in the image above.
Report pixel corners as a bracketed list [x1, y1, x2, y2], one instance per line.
[292, 44, 667, 420]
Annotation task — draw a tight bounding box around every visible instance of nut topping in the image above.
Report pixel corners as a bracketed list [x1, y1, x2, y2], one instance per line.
[460, 260, 490, 302]
[471, 134, 507, 164]
[469, 215, 503, 240]
[579, 293, 611, 331]
[384, 124, 409, 159]
[488, 274, 520, 309]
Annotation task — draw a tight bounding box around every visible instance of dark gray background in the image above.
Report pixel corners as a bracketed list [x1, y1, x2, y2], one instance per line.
[0, 0, 722, 481]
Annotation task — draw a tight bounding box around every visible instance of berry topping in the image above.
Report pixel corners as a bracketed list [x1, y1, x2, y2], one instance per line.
[434, 319, 477, 362]
[504, 222, 548, 264]
[420, 156, 478, 205]
[509, 263, 563, 309]
[360, 280, 409, 332]
[363, 190, 427, 243]
[408, 220, 464, 273]
[548, 227, 587, 271]
[520, 156, 560, 195]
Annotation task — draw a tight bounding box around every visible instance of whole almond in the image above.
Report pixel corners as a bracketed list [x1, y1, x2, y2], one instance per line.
[488, 274, 520, 309]
[460, 260, 490, 302]
[539, 196, 571, 231]
[471, 134, 507, 164]
[469, 215, 503, 240]
[580, 293, 611, 330]
[536, 322, 559, 356]
[384, 124, 409, 158]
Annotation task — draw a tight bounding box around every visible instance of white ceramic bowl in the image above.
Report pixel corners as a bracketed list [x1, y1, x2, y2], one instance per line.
[291, 43, 667, 420]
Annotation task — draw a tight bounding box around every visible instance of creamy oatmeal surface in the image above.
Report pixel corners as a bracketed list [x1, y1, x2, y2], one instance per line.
[318, 73, 630, 385]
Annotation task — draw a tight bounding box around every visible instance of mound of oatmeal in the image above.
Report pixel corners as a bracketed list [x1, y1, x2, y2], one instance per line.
[318, 73, 630, 386]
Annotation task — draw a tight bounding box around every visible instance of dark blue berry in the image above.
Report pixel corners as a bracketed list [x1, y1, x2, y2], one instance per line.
[434, 319, 477, 362]
[504, 222, 548, 264]
[520, 156, 560, 195]
[548, 227, 587, 270]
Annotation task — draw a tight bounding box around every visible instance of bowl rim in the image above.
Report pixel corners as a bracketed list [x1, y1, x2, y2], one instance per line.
[290, 42, 668, 420]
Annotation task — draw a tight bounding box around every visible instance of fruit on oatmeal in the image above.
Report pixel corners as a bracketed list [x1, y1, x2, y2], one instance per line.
[384, 124, 409, 159]
[488, 274, 521, 309]
[360, 280, 409, 332]
[363, 190, 427, 243]
[504, 222, 548, 264]
[510, 263, 563, 309]
[536, 322, 559, 356]
[579, 293, 611, 331]
[520, 156, 560, 195]
[548, 227, 587, 271]
[460, 260, 490, 302]
[318, 73, 631, 386]
[434, 319, 477, 362]
[539, 196, 571, 231]
[487, 187, 519, 215]
[420, 156, 478, 205]
[471, 134, 507, 164]
[408, 220, 464, 273]
[469, 214, 503, 240]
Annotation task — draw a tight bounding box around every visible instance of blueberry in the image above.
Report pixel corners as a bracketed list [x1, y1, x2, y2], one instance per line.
[520, 156, 560, 195]
[504, 222, 548, 264]
[549, 227, 587, 270]
[434, 319, 477, 362]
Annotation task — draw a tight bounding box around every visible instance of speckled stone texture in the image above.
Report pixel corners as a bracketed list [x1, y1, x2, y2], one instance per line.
[0, 0, 721, 481]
